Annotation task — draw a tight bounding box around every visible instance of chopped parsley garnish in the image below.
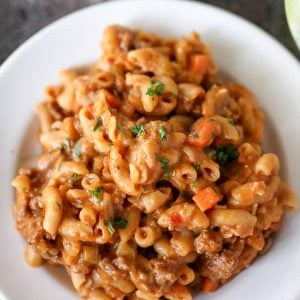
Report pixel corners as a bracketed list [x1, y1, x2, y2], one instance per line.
[63, 139, 71, 152]
[104, 219, 115, 235]
[56, 202, 62, 210]
[117, 124, 126, 136]
[193, 163, 201, 172]
[89, 186, 103, 203]
[211, 132, 216, 141]
[208, 118, 215, 122]
[228, 119, 235, 125]
[204, 148, 210, 155]
[190, 181, 197, 189]
[93, 117, 103, 131]
[74, 140, 81, 159]
[158, 125, 167, 142]
[70, 173, 79, 181]
[114, 217, 128, 229]
[156, 153, 171, 178]
[146, 79, 164, 97]
[21, 187, 28, 193]
[181, 190, 190, 200]
[131, 124, 146, 138]
[205, 145, 239, 169]
[104, 217, 128, 234]
[193, 133, 199, 138]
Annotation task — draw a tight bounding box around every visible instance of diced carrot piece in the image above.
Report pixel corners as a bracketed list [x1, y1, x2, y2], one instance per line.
[186, 118, 219, 149]
[103, 89, 122, 109]
[189, 54, 210, 75]
[202, 277, 219, 293]
[192, 186, 221, 212]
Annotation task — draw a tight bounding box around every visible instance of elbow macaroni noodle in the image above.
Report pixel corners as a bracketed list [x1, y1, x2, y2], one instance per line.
[12, 25, 297, 299]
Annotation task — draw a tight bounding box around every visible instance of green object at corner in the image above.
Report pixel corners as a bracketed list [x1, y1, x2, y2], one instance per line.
[285, 0, 300, 49]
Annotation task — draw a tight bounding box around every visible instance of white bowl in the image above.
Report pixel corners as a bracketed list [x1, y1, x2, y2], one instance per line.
[0, 1, 299, 299]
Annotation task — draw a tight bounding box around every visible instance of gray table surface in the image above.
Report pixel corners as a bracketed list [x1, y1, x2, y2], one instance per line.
[0, 0, 299, 65]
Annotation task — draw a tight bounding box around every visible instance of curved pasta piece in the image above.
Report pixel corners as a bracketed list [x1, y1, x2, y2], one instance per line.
[101, 25, 134, 54]
[208, 208, 257, 238]
[177, 264, 195, 285]
[128, 140, 161, 185]
[140, 189, 171, 213]
[128, 47, 175, 77]
[158, 203, 209, 231]
[202, 85, 240, 119]
[11, 174, 31, 193]
[177, 83, 205, 114]
[94, 219, 112, 244]
[40, 130, 68, 150]
[172, 163, 197, 186]
[35, 103, 54, 133]
[57, 70, 77, 112]
[164, 283, 192, 300]
[134, 226, 161, 248]
[79, 106, 111, 153]
[200, 159, 220, 182]
[255, 153, 280, 176]
[214, 115, 240, 144]
[70, 271, 86, 291]
[126, 73, 159, 113]
[119, 206, 141, 243]
[170, 229, 194, 257]
[278, 181, 298, 211]
[238, 142, 261, 164]
[59, 217, 94, 242]
[168, 115, 194, 132]
[126, 73, 178, 116]
[228, 181, 274, 207]
[53, 161, 89, 181]
[24, 245, 44, 267]
[42, 186, 63, 236]
[109, 146, 142, 195]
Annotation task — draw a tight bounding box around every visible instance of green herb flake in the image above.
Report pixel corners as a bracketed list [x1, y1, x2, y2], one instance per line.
[117, 124, 126, 136]
[181, 190, 190, 200]
[208, 118, 215, 122]
[70, 173, 79, 181]
[193, 163, 201, 172]
[74, 140, 81, 159]
[146, 79, 164, 97]
[131, 124, 146, 138]
[104, 219, 115, 235]
[205, 145, 239, 169]
[114, 217, 128, 229]
[93, 117, 103, 131]
[63, 139, 71, 152]
[56, 201, 62, 210]
[204, 147, 211, 155]
[228, 119, 235, 125]
[190, 181, 197, 189]
[158, 125, 167, 142]
[89, 186, 103, 203]
[211, 132, 216, 141]
[156, 153, 171, 178]
[193, 132, 199, 138]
